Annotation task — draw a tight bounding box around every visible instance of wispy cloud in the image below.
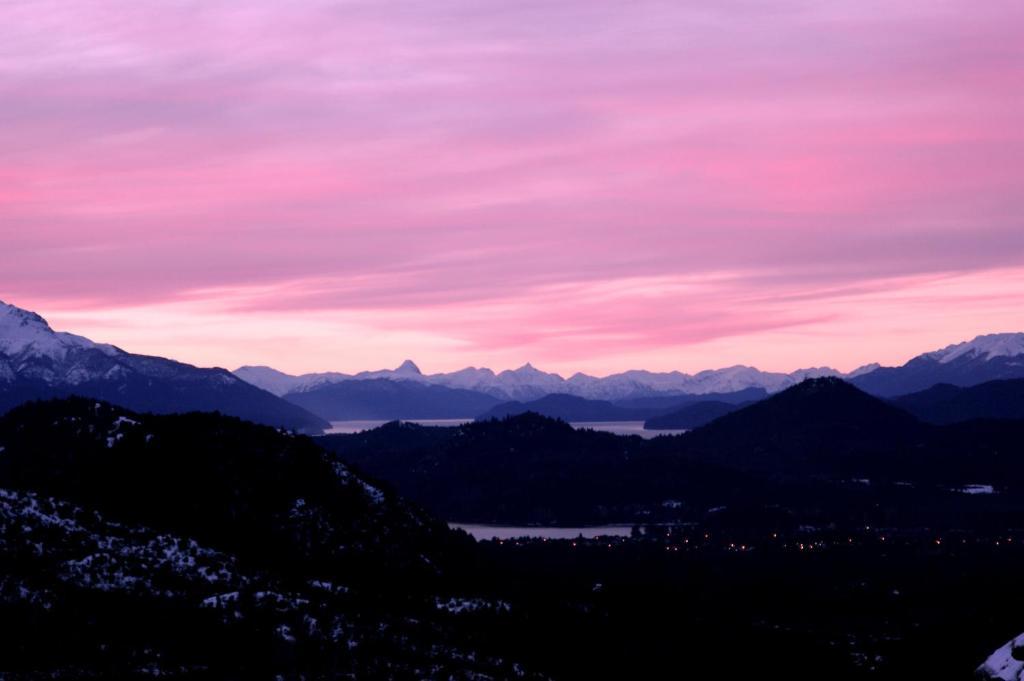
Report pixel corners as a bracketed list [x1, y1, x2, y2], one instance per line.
[2, 0, 1022, 373]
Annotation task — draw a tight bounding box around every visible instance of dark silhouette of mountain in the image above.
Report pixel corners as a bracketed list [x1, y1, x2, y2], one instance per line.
[656, 378, 1024, 488]
[643, 400, 745, 430]
[0, 398, 554, 679]
[613, 387, 768, 411]
[0, 301, 329, 434]
[679, 377, 926, 473]
[0, 398, 456, 580]
[477, 389, 771, 423]
[322, 378, 1024, 526]
[321, 414, 765, 525]
[851, 333, 1024, 397]
[892, 378, 1024, 424]
[283, 378, 502, 420]
[476, 393, 649, 422]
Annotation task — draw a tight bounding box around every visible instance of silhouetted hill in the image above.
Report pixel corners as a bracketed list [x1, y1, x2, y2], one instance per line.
[323, 402, 1024, 527]
[479, 390, 771, 423]
[678, 377, 926, 473]
[644, 400, 744, 430]
[321, 413, 763, 524]
[892, 379, 1024, 424]
[0, 398, 456, 581]
[283, 378, 501, 420]
[614, 387, 767, 412]
[476, 393, 648, 422]
[0, 398, 551, 678]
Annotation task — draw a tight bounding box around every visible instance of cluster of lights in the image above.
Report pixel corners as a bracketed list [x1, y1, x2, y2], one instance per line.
[489, 530, 1023, 552]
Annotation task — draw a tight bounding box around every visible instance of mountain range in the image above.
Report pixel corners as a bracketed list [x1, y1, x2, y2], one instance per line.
[849, 333, 1024, 396]
[236, 334, 1024, 404]
[236, 360, 850, 402]
[0, 301, 328, 434]
[3, 299, 1024, 429]
[237, 332, 1024, 423]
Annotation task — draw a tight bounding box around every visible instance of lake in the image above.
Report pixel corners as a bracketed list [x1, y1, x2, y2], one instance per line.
[324, 419, 686, 438]
[568, 421, 688, 438]
[451, 523, 634, 540]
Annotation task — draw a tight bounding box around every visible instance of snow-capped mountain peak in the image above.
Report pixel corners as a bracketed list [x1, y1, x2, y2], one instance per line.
[0, 300, 117, 361]
[927, 333, 1024, 365]
[0, 300, 328, 432]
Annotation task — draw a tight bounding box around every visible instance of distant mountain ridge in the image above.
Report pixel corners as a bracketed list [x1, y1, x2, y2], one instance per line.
[644, 400, 747, 430]
[477, 393, 649, 422]
[237, 361, 852, 402]
[284, 378, 503, 421]
[851, 333, 1024, 397]
[5, 299, 1021, 427]
[0, 301, 329, 434]
[237, 332, 1024, 408]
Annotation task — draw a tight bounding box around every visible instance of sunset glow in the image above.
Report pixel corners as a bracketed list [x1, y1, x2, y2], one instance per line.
[2, 0, 1022, 374]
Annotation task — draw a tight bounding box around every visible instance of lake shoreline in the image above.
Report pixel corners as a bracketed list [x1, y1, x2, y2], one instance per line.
[322, 419, 686, 438]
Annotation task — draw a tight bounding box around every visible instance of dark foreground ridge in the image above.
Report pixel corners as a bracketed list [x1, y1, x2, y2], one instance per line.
[0, 398, 541, 679]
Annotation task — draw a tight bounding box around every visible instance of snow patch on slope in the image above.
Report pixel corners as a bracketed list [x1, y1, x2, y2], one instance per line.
[978, 633, 1024, 680]
[928, 333, 1024, 365]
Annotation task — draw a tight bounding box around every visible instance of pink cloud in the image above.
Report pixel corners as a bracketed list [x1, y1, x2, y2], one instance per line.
[1, 0, 1022, 374]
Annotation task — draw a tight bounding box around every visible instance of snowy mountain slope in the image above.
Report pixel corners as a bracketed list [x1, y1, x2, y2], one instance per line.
[0, 301, 329, 434]
[927, 333, 1024, 364]
[852, 333, 1024, 397]
[0, 303, 119, 363]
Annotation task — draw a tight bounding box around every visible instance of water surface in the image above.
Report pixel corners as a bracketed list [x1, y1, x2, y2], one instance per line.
[325, 419, 472, 434]
[569, 421, 688, 438]
[325, 419, 686, 438]
[451, 523, 634, 541]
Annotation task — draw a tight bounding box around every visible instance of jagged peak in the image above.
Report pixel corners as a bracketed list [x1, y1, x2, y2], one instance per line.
[395, 359, 422, 375]
[0, 299, 53, 332]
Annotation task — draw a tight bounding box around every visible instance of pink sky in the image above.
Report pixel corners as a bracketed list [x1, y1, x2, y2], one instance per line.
[2, 0, 1023, 376]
